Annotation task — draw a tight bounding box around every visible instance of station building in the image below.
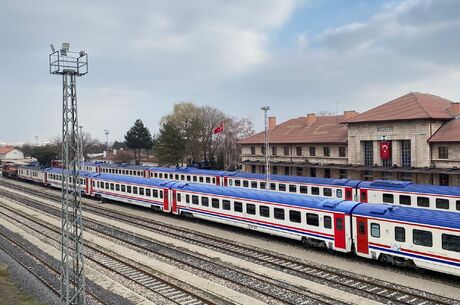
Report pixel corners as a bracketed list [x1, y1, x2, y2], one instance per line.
[238, 92, 460, 186]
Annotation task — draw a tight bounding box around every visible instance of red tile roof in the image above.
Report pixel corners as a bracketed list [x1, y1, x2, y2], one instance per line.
[344, 92, 455, 123]
[428, 119, 460, 142]
[0, 146, 15, 154]
[238, 114, 349, 144]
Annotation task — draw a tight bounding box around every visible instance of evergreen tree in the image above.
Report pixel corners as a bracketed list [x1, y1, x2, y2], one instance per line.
[32, 145, 59, 166]
[154, 121, 186, 166]
[124, 119, 154, 165]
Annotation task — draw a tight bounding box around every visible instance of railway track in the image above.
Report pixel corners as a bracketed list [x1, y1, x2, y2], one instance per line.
[1, 179, 459, 305]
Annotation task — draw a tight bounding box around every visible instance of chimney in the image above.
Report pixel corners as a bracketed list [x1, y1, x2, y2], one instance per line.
[448, 102, 460, 116]
[268, 116, 277, 129]
[343, 110, 358, 121]
[306, 113, 316, 126]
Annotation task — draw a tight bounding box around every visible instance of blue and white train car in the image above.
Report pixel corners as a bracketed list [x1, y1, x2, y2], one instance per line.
[148, 167, 232, 186]
[172, 183, 360, 253]
[358, 180, 460, 213]
[352, 204, 460, 276]
[44, 168, 94, 195]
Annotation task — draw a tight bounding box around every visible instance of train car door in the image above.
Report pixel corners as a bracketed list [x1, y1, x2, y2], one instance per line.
[144, 170, 149, 178]
[44, 172, 48, 185]
[359, 189, 368, 203]
[216, 176, 221, 186]
[223, 177, 228, 187]
[333, 213, 346, 250]
[356, 217, 369, 254]
[172, 190, 178, 214]
[85, 178, 90, 195]
[345, 187, 353, 200]
[163, 188, 169, 212]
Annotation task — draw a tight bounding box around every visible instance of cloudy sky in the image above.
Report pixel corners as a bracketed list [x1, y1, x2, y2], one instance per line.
[1, 0, 460, 144]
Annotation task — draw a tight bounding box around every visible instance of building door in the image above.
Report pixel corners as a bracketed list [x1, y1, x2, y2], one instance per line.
[440, 174, 449, 186]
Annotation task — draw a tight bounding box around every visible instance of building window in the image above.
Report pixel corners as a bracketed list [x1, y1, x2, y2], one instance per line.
[284, 167, 289, 175]
[401, 140, 411, 167]
[250, 146, 255, 155]
[363, 141, 373, 166]
[382, 171, 393, 180]
[273, 166, 278, 175]
[324, 168, 331, 178]
[438, 147, 448, 159]
[323, 147, 330, 157]
[296, 147, 302, 156]
[310, 167, 316, 177]
[283, 146, 290, 156]
[261, 146, 266, 155]
[309, 147, 316, 156]
[272, 146, 277, 156]
[339, 147, 346, 157]
[251, 165, 256, 173]
[363, 170, 373, 181]
[440, 173, 449, 186]
[339, 169, 347, 179]
[296, 167, 303, 176]
[400, 172, 412, 182]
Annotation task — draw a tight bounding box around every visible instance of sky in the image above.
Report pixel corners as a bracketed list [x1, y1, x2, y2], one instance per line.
[1, 0, 460, 144]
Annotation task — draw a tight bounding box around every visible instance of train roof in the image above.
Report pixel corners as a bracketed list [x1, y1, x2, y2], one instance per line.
[147, 166, 231, 176]
[93, 173, 176, 188]
[18, 164, 45, 171]
[97, 163, 148, 170]
[232, 171, 361, 187]
[173, 182, 360, 213]
[45, 167, 95, 178]
[359, 180, 460, 197]
[352, 203, 460, 230]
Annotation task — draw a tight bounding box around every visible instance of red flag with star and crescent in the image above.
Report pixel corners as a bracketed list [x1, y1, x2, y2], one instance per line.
[380, 141, 391, 160]
[212, 122, 224, 134]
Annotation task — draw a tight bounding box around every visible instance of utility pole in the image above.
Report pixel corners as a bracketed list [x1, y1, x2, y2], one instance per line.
[49, 42, 88, 305]
[261, 106, 270, 190]
[104, 129, 109, 157]
[79, 126, 84, 165]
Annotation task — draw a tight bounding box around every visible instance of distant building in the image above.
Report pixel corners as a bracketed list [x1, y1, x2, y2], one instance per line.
[0, 146, 24, 161]
[239, 92, 460, 186]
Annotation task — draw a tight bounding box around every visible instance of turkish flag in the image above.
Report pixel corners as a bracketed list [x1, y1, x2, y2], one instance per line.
[212, 122, 224, 134]
[380, 141, 391, 160]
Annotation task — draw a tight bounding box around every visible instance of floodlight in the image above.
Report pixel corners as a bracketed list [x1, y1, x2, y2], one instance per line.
[62, 42, 70, 50]
[50, 44, 56, 53]
[79, 50, 86, 57]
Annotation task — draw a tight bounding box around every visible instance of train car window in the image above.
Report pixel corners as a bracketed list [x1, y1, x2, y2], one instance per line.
[235, 180, 241, 187]
[413, 229, 432, 247]
[417, 197, 429, 207]
[186, 194, 190, 204]
[160, 191, 163, 198]
[246, 204, 256, 215]
[324, 216, 332, 229]
[158, 173, 162, 178]
[146, 188, 151, 197]
[177, 193, 181, 202]
[199, 177, 204, 183]
[133, 186, 138, 195]
[201, 197, 209, 207]
[212, 178, 216, 184]
[383, 193, 394, 203]
[212, 198, 220, 209]
[115, 184, 120, 192]
[193, 176, 197, 182]
[260, 182, 266, 189]
[436, 198, 449, 210]
[97, 181, 100, 188]
[251, 181, 258, 188]
[110, 183, 114, 190]
[399, 195, 411, 205]
[192, 195, 199, 205]
[274, 208, 285, 220]
[289, 210, 301, 223]
[241, 180, 248, 188]
[457, 200, 460, 211]
[153, 189, 158, 197]
[130, 170, 133, 175]
[139, 187, 144, 196]
[234, 201, 243, 212]
[306, 213, 319, 226]
[442, 234, 460, 253]
[300, 186, 308, 194]
[395, 227, 405, 242]
[279, 184, 286, 192]
[259, 206, 270, 217]
[336, 189, 343, 198]
[187, 175, 191, 181]
[311, 187, 320, 195]
[370, 223, 380, 238]
[359, 222, 365, 234]
[105, 182, 109, 189]
[206, 177, 211, 183]
[170, 174, 174, 179]
[223, 200, 231, 210]
[289, 185, 297, 193]
[175, 174, 179, 180]
[180, 175, 185, 180]
[228, 179, 233, 186]
[270, 183, 276, 190]
[154, 173, 158, 178]
[323, 188, 332, 197]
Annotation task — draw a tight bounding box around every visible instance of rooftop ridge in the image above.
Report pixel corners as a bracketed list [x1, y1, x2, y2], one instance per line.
[411, 92, 432, 119]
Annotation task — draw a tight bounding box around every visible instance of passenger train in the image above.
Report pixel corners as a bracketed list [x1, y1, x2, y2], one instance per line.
[12, 165, 460, 276]
[78, 162, 460, 213]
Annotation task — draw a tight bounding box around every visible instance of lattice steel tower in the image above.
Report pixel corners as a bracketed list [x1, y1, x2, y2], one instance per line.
[49, 43, 88, 305]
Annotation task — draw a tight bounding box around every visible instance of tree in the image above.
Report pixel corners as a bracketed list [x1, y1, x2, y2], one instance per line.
[32, 145, 59, 166]
[112, 140, 127, 150]
[124, 119, 154, 165]
[20, 144, 34, 158]
[154, 121, 186, 166]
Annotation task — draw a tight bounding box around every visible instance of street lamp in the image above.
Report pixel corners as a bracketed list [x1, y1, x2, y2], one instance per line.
[104, 129, 109, 158]
[261, 106, 270, 190]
